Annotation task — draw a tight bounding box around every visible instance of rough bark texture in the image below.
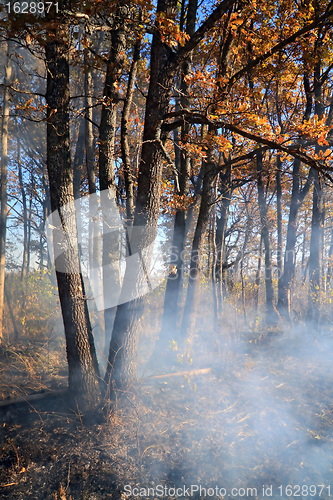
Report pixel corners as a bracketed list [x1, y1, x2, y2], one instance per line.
[99, 5, 127, 352]
[327, 221, 333, 286]
[45, 18, 100, 408]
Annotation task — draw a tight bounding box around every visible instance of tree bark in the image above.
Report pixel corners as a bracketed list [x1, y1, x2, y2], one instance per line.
[45, 15, 100, 408]
[308, 168, 324, 323]
[99, 4, 127, 353]
[84, 50, 104, 351]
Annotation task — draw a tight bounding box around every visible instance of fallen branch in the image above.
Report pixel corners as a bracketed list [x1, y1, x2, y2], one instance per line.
[144, 367, 212, 381]
[0, 389, 68, 408]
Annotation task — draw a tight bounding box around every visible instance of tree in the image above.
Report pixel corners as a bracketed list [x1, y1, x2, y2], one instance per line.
[0, 37, 13, 342]
[45, 4, 100, 408]
[105, 0, 238, 395]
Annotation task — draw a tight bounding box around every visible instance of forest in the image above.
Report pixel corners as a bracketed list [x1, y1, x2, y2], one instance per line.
[1, 0, 333, 498]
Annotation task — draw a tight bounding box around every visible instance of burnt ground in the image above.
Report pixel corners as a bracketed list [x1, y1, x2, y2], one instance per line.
[1, 327, 333, 499]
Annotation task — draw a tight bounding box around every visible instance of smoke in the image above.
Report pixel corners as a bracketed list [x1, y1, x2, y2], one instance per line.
[132, 304, 333, 499]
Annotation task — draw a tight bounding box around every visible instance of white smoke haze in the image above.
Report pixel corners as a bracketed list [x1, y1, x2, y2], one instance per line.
[114, 305, 333, 500]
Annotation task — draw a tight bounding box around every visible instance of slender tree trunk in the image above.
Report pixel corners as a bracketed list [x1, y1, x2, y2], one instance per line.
[308, 169, 324, 323]
[215, 168, 232, 309]
[45, 13, 100, 408]
[160, 92, 193, 339]
[156, 0, 198, 346]
[26, 173, 34, 274]
[121, 37, 141, 225]
[181, 142, 216, 336]
[276, 73, 313, 318]
[254, 233, 263, 314]
[17, 124, 28, 280]
[0, 39, 13, 342]
[277, 162, 315, 317]
[241, 199, 252, 323]
[41, 164, 52, 270]
[5, 287, 19, 341]
[211, 179, 218, 327]
[277, 159, 300, 315]
[276, 155, 283, 283]
[308, 62, 325, 324]
[256, 151, 277, 321]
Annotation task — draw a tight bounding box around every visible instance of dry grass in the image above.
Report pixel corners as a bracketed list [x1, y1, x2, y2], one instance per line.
[0, 336, 68, 400]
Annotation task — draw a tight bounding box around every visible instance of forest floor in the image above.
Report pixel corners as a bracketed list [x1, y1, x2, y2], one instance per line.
[1, 322, 333, 499]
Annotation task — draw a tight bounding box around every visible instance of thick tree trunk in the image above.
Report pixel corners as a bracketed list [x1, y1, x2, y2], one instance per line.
[105, 0, 179, 394]
[0, 39, 13, 342]
[99, 5, 127, 353]
[45, 17, 100, 408]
